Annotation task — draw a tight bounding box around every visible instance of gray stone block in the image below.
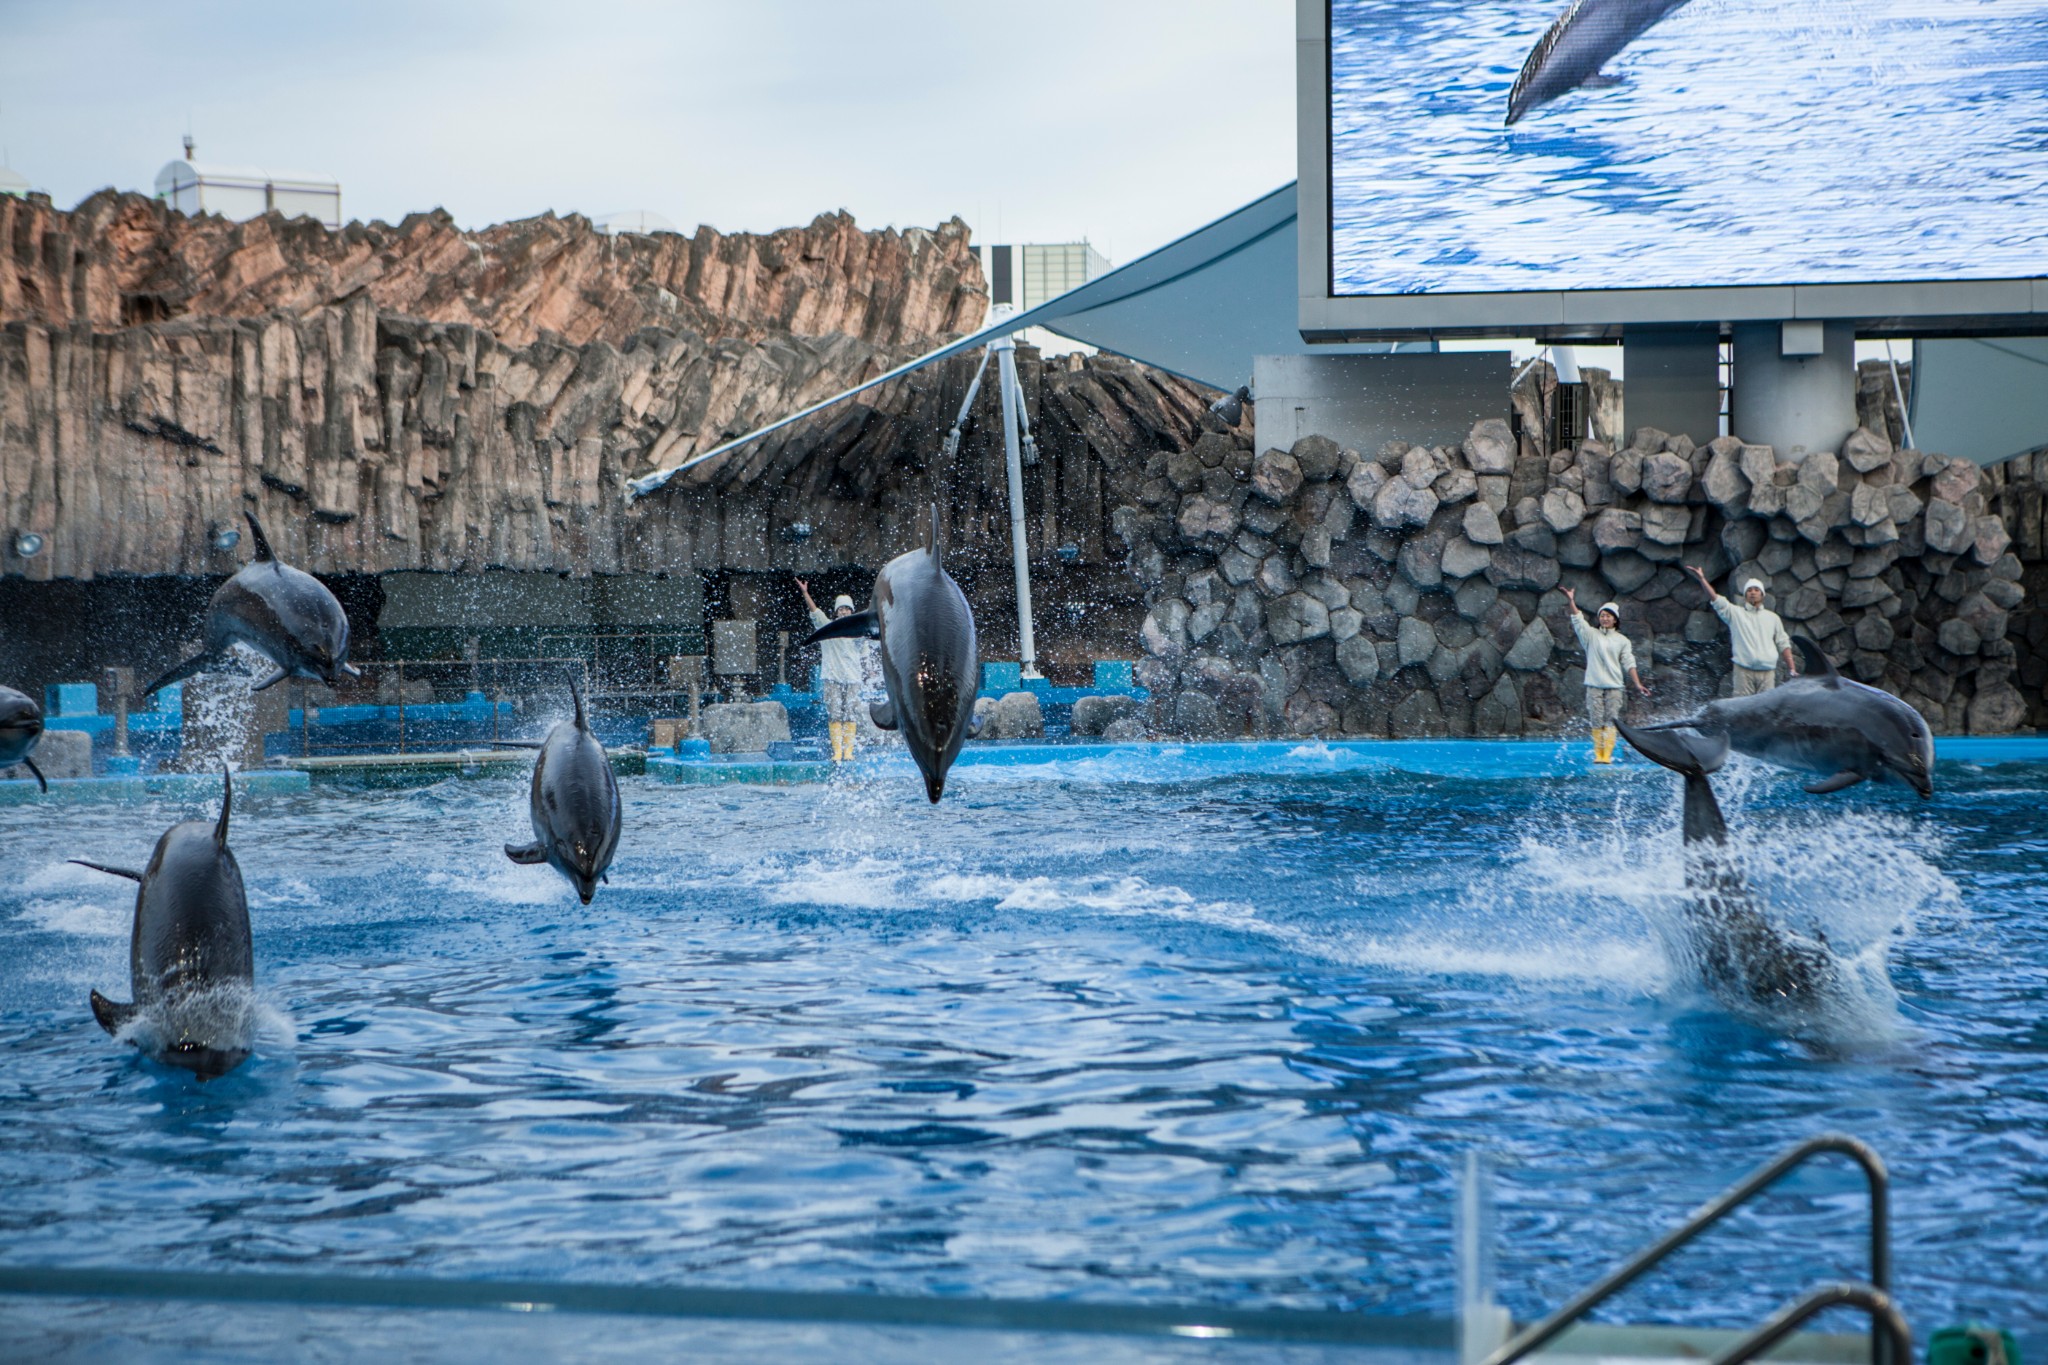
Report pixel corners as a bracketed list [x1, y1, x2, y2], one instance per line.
[700, 701, 792, 755]
[2, 728, 89, 783]
[1070, 694, 1140, 737]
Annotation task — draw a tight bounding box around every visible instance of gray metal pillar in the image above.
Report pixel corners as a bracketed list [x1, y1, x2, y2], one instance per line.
[1730, 321, 1857, 461]
[1621, 328, 1722, 447]
[992, 334, 1040, 679]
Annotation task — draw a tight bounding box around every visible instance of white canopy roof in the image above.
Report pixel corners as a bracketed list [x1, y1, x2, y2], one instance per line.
[629, 183, 1417, 500]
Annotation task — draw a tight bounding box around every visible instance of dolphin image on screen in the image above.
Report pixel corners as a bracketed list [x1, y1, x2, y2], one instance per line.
[1506, 0, 1695, 125]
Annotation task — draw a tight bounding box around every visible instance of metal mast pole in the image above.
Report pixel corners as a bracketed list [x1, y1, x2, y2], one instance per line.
[991, 331, 1040, 679]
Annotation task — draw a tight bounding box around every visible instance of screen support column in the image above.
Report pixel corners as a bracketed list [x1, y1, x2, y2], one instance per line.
[1621, 328, 1722, 448]
[1730, 322, 1856, 463]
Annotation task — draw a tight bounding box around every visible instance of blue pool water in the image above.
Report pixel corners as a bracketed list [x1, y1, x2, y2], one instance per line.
[0, 742, 2043, 1351]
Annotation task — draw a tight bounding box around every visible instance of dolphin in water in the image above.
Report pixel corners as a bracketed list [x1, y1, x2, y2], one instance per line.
[73, 766, 256, 1079]
[802, 505, 979, 803]
[1506, 0, 1695, 125]
[0, 686, 47, 791]
[503, 679, 620, 904]
[1642, 638, 1934, 797]
[142, 511, 360, 697]
[1618, 723, 1840, 1014]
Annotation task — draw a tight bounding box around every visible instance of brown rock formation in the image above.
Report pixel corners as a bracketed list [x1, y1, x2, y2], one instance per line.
[0, 191, 986, 351]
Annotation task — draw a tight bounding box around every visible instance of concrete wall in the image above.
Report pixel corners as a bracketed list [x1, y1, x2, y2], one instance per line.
[1253, 353, 1508, 460]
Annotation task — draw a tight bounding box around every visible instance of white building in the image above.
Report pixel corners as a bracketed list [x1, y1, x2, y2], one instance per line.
[595, 210, 681, 237]
[153, 139, 341, 229]
[977, 241, 1110, 311]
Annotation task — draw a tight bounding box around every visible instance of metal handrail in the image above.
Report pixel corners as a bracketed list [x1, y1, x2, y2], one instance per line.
[1479, 1134, 1888, 1365]
[1712, 1282, 1910, 1365]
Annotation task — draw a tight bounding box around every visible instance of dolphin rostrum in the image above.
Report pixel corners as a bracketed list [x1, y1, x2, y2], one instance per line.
[1617, 723, 1840, 1013]
[73, 765, 256, 1079]
[1642, 638, 1934, 798]
[802, 505, 979, 803]
[142, 511, 360, 697]
[1506, 0, 1694, 125]
[0, 685, 47, 792]
[503, 679, 620, 904]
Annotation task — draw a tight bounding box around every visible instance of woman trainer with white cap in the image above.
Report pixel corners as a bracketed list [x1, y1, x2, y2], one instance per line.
[1687, 565, 1797, 696]
[1564, 587, 1650, 764]
[797, 579, 869, 762]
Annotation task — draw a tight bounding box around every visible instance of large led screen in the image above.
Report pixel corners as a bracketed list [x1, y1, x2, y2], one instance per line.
[1328, 0, 2048, 298]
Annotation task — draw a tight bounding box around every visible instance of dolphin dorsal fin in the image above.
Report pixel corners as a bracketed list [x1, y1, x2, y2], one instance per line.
[216, 764, 233, 846]
[925, 504, 941, 559]
[1793, 636, 1840, 687]
[570, 675, 588, 731]
[243, 510, 277, 564]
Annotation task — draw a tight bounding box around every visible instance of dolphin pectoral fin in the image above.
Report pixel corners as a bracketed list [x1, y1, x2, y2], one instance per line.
[1803, 771, 1866, 795]
[249, 667, 290, 693]
[23, 756, 46, 793]
[69, 859, 144, 881]
[504, 841, 548, 865]
[967, 712, 984, 740]
[1793, 636, 1841, 685]
[802, 610, 879, 646]
[90, 990, 139, 1037]
[868, 699, 898, 731]
[141, 651, 223, 698]
[1581, 70, 1625, 89]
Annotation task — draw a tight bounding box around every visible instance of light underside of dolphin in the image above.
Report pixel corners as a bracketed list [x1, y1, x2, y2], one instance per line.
[1506, 0, 1695, 125]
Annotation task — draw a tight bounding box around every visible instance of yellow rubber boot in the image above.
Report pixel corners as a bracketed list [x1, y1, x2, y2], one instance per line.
[1594, 727, 1616, 764]
[831, 722, 850, 762]
[838, 722, 855, 762]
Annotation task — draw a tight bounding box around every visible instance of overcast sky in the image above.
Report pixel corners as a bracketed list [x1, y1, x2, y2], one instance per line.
[0, 0, 1296, 267]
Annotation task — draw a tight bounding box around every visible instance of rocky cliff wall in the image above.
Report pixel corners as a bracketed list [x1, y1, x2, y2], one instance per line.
[0, 191, 986, 351]
[0, 300, 1208, 582]
[1125, 419, 2028, 737]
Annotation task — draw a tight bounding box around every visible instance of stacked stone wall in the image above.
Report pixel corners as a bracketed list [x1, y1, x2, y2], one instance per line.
[1125, 416, 2029, 737]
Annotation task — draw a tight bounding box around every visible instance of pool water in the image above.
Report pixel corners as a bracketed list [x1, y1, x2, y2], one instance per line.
[0, 743, 2042, 1350]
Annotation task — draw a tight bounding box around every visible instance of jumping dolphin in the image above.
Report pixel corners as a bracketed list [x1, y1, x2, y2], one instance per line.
[73, 766, 256, 1079]
[1506, 0, 1694, 125]
[141, 511, 360, 697]
[801, 505, 979, 803]
[1643, 638, 1935, 797]
[502, 679, 620, 904]
[0, 686, 47, 792]
[1617, 723, 1840, 1013]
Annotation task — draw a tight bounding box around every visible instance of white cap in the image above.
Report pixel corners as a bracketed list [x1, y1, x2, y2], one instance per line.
[1598, 601, 1621, 619]
[1743, 578, 1766, 594]
[833, 594, 855, 611]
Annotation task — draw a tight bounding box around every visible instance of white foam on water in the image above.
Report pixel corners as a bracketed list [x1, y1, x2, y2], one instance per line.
[423, 861, 568, 906]
[18, 897, 130, 938]
[762, 856, 907, 910]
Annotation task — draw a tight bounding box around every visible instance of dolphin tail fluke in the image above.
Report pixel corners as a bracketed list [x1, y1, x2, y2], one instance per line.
[141, 650, 226, 699]
[243, 510, 277, 563]
[504, 841, 547, 865]
[1616, 723, 1728, 777]
[1793, 635, 1840, 685]
[216, 764, 233, 847]
[90, 989, 140, 1037]
[803, 610, 879, 646]
[22, 755, 46, 793]
[69, 859, 144, 881]
[1617, 724, 1730, 845]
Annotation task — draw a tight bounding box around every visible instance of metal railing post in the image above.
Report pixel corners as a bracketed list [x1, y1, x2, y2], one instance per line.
[1479, 1135, 1889, 1365]
[1712, 1283, 1909, 1365]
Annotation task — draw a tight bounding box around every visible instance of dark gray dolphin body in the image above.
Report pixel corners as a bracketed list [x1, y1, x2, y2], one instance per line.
[503, 681, 620, 903]
[1618, 724, 1840, 1014]
[1645, 638, 1934, 797]
[802, 506, 979, 803]
[73, 767, 255, 1079]
[142, 511, 359, 697]
[1506, 0, 1694, 125]
[0, 685, 47, 792]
